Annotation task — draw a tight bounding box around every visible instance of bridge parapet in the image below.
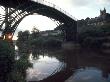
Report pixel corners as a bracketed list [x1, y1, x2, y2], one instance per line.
[31, 0, 77, 21]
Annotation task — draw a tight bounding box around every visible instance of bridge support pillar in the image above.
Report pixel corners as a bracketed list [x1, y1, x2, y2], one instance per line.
[65, 21, 77, 43]
[62, 21, 80, 50]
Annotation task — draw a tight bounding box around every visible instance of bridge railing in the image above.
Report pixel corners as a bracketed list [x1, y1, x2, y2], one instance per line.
[31, 0, 77, 21]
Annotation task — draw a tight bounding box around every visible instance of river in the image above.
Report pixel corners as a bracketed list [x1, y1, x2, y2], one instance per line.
[15, 45, 110, 82]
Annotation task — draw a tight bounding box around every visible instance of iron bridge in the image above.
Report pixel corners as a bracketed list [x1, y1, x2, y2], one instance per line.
[0, 0, 77, 42]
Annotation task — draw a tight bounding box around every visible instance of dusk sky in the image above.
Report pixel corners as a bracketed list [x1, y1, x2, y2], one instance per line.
[48, 0, 110, 19]
[14, 0, 110, 39]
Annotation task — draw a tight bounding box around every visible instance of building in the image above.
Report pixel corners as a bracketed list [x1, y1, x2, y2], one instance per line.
[79, 8, 110, 26]
[40, 30, 62, 37]
[99, 8, 110, 23]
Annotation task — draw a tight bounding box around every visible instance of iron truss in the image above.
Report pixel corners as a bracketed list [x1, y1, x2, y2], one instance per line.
[0, 0, 77, 41]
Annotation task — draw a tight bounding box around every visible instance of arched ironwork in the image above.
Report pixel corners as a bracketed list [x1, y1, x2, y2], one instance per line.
[0, 0, 77, 41]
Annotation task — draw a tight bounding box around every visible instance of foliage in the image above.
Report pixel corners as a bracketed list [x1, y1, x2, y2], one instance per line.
[0, 40, 31, 82]
[78, 23, 110, 48]
[17, 30, 30, 42]
[17, 30, 31, 53]
[44, 38, 62, 48]
[0, 40, 14, 81]
[30, 36, 62, 48]
[17, 26, 63, 49]
[9, 53, 32, 82]
[15, 55, 32, 72]
[31, 27, 40, 39]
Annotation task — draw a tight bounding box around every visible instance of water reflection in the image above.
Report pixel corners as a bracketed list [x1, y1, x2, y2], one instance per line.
[15, 45, 65, 81]
[67, 67, 110, 82]
[65, 49, 110, 82]
[27, 54, 64, 81]
[15, 45, 18, 50]
[15, 44, 110, 82]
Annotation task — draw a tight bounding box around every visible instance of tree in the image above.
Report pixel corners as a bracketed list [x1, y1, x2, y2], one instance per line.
[54, 24, 66, 41]
[17, 30, 30, 53]
[17, 30, 30, 42]
[31, 27, 40, 39]
[0, 40, 14, 81]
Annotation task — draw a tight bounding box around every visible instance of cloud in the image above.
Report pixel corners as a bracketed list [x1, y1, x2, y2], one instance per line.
[70, 0, 90, 7]
[97, 0, 110, 5]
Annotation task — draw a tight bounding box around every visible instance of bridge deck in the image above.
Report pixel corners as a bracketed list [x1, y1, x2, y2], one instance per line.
[0, 0, 77, 21]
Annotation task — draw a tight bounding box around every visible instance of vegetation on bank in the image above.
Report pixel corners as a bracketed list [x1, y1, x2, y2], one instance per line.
[0, 40, 32, 82]
[78, 23, 110, 48]
[0, 40, 14, 82]
[16, 22, 110, 49]
[10, 53, 32, 82]
[30, 37, 62, 48]
[17, 28, 63, 50]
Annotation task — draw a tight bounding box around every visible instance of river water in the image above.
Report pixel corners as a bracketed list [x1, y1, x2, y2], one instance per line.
[27, 54, 65, 81]
[15, 45, 110, 82]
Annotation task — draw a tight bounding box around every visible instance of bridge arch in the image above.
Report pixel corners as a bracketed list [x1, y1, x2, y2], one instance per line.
[0, 0, 77, 41]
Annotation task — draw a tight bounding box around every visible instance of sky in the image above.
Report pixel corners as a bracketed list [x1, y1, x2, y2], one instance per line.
[13, 0, 110, 39]
[43, 0, 110, 19]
